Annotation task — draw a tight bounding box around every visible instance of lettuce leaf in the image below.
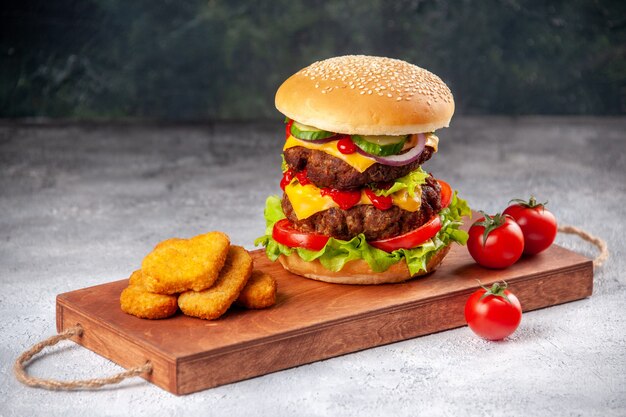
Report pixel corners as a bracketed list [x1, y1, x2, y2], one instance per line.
[371, 167, 429, 198]
[254, 191, 471, 276]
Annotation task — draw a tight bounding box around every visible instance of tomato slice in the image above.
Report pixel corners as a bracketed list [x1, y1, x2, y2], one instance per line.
[437, 179, 452, 209]
[369, 215, 442, 252]
[272, 219, 330, 251]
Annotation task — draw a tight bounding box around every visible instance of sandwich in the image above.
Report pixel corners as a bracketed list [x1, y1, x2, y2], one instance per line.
[255, 55, 470, 284]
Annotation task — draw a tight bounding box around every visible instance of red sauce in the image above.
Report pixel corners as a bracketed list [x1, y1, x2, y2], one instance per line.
[295, 169, 311, 186]
[320, 188, 361, 210]
[364, 188, 393, 210]
[336, 135, 357, 154]
[285, 119, 293, 139]
[280, 169, 295, 191]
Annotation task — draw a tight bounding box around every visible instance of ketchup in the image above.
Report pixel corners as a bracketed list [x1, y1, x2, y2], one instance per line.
[280, 169, 295, 191]
[285, 119, 293, 139]
[295, 169, 311, 186]
[364, 188, 393, 210]
[336, 135, 357, 154]
[320, 188, 361, 210]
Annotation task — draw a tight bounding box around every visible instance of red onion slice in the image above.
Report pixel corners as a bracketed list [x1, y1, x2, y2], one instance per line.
[355, 133, 426, 166]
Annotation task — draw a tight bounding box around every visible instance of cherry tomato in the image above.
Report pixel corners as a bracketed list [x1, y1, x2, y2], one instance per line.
[280, 169, 295, 191]
[465, 281, 522, 340]
[369, 215, 442, 252]
[363, 188, 393, 210]
[467, 213, 524, 269]
[337, 136, 357, 154]
[437, 179, 452, 209]
[503, 196, 557, 255]
[272, 219, 330, 251]
[320, 188, 362, 210]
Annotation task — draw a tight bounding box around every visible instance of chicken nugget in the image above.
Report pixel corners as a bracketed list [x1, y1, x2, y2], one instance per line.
[128, 269, 145, 287]
[178, 246, 252, 320]
[120, 271, 178, 319]
[141, 232, 230, 294]
[236, 270, 277, 309]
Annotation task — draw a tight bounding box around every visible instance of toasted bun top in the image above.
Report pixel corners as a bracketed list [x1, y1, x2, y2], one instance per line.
[275, 55, 455, 136]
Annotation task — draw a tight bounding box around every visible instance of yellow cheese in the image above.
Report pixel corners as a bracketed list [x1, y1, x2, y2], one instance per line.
[284, 179, 422, 220]
[283, 136, 377, 173]
[392, 188, 423, 212]
[284, 181, 337, 220]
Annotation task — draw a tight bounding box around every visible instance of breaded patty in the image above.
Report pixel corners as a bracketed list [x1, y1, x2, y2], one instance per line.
[236, 270, 277, 309]
[120, 270, 178, 319]
[142, 232, 230, 294]
[178, 246, 253, 320]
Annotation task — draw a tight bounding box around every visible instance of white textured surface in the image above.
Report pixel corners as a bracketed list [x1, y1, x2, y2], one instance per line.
[1, 117, 625, 416]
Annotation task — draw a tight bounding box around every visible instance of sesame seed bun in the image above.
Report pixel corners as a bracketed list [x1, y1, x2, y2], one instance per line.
[277, 245, 450, 285]
[275, 55, 455, 136]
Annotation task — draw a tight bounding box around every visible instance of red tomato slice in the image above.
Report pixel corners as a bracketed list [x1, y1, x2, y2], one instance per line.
[272, 219, 330, 251]
[369, 215, 442, 252]
[437, 179, 452, 209]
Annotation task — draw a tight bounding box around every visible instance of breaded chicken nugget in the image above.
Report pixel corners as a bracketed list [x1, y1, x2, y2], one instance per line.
[142, 232, 230, 294]
[120, 270, 178, 319]
[178, 246, 252, 320]
[128, 269, 145, 287]
[236, 270, 277, 309]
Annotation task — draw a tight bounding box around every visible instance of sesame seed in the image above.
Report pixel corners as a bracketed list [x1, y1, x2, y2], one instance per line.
[295, 55, 453, 102]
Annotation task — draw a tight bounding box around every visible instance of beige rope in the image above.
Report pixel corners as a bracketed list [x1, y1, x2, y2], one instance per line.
[14, 325, 152, 390]
[558, 224, 609, 268]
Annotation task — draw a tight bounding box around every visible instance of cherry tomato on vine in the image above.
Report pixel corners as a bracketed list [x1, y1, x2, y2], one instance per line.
[465, 281, 522, 340]
[503, 196, 557, 255]
[467, 212, 524, 269]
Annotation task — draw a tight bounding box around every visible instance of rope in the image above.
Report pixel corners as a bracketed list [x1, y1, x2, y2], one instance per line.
[13, 325, 152, 390]
[558, 224, 609, 268]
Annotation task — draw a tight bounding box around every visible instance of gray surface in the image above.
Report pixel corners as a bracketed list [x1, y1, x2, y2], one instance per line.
[1, 117, 625, 417]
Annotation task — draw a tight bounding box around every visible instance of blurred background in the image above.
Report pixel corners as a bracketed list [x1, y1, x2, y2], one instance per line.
[1, 0, 625, 121]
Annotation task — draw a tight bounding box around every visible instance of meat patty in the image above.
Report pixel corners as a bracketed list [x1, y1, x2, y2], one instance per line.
[284, 146, 434, 190]
[282, 176, 442, 241]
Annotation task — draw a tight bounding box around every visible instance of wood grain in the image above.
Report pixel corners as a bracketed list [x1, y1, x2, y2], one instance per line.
[56, 224, 593, 395]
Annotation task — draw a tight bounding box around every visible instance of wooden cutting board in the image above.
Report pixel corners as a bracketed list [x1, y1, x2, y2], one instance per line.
[56, 226, 592, 395]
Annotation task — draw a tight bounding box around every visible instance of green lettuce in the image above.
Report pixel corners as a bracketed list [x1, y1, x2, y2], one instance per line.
[372, 167, 430, 197]
[254, 191, 471, 276]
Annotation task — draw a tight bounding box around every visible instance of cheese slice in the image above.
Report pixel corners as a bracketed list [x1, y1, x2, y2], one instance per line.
[285, 179, 422, 220]
[392, 188, 423, 212]
[283, 134, 439, 173]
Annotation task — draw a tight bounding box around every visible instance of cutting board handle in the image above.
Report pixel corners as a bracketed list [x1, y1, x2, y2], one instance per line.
[558, 224, 608, 267]
[14, 324, 152, 391]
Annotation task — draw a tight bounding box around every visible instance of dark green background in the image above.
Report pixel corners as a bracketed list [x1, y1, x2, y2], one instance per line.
[2, 0, 624, 120]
